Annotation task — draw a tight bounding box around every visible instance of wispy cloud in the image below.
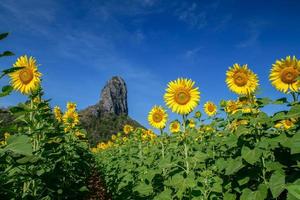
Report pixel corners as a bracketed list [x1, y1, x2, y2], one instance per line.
[175, 2, 207, 29]
[184, 47, 202, 59]
[0, 0, 58, 35]
[213, 14, 233, 32]
[0, 0, 162, 114]
[174, 0, 226, 29]
[236, 20, 268, 48]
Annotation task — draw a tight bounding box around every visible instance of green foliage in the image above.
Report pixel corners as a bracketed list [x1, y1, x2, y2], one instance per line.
[95, 98, 300, 200]
[0, 33, 94, 199]
[80, 112, 142, 146]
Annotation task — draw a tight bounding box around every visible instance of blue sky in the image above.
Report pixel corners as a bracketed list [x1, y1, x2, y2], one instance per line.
[0, 0, 300, 128]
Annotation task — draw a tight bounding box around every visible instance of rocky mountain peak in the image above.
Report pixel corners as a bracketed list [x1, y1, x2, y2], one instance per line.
[79, 76, 140, 144]
[98, 76, 128, 116]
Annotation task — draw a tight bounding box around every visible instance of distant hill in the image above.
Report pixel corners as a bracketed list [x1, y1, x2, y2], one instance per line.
[0, 76, 143, 145]
[79, 76, 142, 146]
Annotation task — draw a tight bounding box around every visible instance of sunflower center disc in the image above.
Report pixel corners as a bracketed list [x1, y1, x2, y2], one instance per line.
[208, 105, 215, 112]
[152, 113, 163, 123]
[285, 120, 292, 126]
[172, 124, 178, 129]
[19, 69, 34, 84]
[280, 67, 298, 84]
[175, 90, 191, 105]
[233, 72, 248, 87]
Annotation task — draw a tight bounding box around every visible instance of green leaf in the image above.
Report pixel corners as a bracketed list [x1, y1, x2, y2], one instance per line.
[16, 155, 40, 164]
[225, 157, 244, 175]
[3, 135, 32, 156]
[238, 177, 250, 186]
[186, 172, 197, 188]
[9, 106, 26, 114]
[235, 125, 249, 136]
[0, 33, 9, 40]
[0, 85, 13, 97]
[290, 134, 300, 154]
[0, 51, 14, 57]
[223, 192, 236, 200]
[241, 146, 261, 165]
[154, 188, 172, 200]
[194, 151, 208, 162]
[223, 134, 238, 148]
[273, 98, 288, 105]
[212, 181, 222, 193]
[133, 182, 153, 196]
[79, 186, 89, 192]
[0, 66, 24, 79]
[159, 157, 171, 168]
[286, 105, 300, 119]
[255, 112, 271, 124]
[272, 111, 286, 121]
[269, 171, 285, 198]
[256, 97, 272, 106]
[240, 184, 267, 200]
[287, 184, 300, 199]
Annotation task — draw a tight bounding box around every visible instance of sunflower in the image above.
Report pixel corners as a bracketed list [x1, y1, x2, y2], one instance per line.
[67, 102, 77, 111]
[230, 119, 248, 131]
[75, 131, 86, 139]
[203, 101, 217, 117]
[164, 78, 200, 115]
[188, 119, 196, 128]
[111, 134, 117, 141]
[90, 147, 98, 153]
[169, 121, 181, 133]
[275, 119, 296, 130]
[194, 111, 202, 119]
[269, 56, 300, 93]
[122, 137, 128, 143]
[62, 109, 79, 132]
[236, 97, 256, 114]
[226, 64, 259, 95]
[123, 124, 133, 134]
[224, 100, 239, 114]
[53, 106, 63, 122]
[4, 132, 10, 140]
[9, 55, 42, 94]
[148, 105, 168, 129]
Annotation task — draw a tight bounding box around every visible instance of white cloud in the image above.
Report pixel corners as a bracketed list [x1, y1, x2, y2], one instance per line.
[184, 47, 202, 59]
[236, 20, 268, 48]
[176, 2, 207, 29]
[0, 0, 58, 35]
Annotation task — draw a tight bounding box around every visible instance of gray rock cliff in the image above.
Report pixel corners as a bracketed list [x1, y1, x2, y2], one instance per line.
[79, 76, 141, 145]
[99, 76, 128, 116]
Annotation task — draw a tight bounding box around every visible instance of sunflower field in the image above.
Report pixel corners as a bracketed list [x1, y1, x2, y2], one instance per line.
[94, 59, 300, 200]
[0, 33, 94, 199]
[1, 31, 300, 200]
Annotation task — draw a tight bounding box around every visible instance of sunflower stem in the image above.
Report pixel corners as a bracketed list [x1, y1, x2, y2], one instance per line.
[182, 115, 187, 131]
[160, 128, 163, 135]
[291, 92, 298, 102]
[184, 140, 190, 175]
[160, 140, 167, 184]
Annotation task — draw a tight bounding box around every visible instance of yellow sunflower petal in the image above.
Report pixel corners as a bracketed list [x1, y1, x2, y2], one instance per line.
[164, 78, 200, 115]
[203, 101, 217, 117]
[148, 105, 168, 129]
[9, 55, 42, 94]
[226, 64, 259, 95]
[269, 56, 300, 93]
[169, 121, 181, 133]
